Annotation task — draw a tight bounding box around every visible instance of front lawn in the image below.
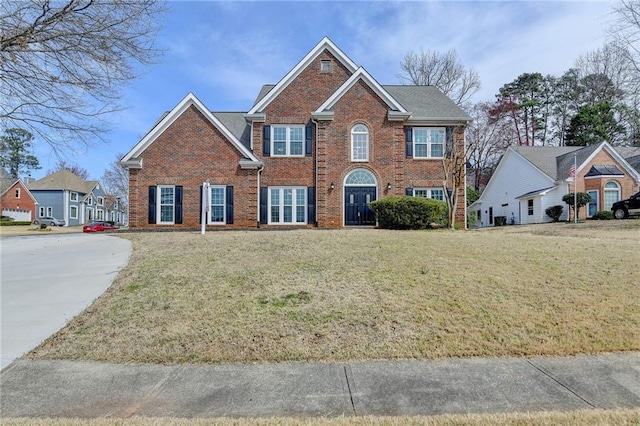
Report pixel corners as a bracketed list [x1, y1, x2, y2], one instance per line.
[29, 221, 640, 364]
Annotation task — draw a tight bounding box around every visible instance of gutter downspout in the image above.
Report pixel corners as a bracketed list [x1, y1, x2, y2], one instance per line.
[312, 118, 319, 227]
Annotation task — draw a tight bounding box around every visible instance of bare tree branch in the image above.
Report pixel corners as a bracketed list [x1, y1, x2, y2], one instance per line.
[0, 0, 166, 155]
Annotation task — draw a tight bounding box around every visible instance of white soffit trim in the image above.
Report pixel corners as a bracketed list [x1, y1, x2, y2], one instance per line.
[121, 93, 260, 163]
[247, 36, 359, 115]
[313, 67, 407, 116]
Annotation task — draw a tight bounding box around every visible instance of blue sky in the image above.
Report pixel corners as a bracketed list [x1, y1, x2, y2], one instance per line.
[31, 0, 613, 181]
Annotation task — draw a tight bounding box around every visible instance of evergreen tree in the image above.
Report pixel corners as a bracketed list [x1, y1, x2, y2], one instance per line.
[0, 128, 40, 178]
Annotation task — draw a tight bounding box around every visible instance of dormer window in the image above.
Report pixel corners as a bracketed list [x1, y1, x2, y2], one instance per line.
[320, 60, 332, 72]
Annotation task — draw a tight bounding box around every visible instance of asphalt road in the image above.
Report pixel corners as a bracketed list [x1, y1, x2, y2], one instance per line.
[0, 233, 131, 370]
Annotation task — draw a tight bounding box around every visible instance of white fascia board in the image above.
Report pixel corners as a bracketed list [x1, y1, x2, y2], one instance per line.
[311, 111, 334, 120]
[121, 93, 260, 164]
[239, 159, 264, 170]
[314, 68, 407, 116]
[119, 158, 142, 169]
[244, 113, 266, 123]
[600, 142, 640, 184]
[247, 37, 359, 115]
[388, 111, 412, 121]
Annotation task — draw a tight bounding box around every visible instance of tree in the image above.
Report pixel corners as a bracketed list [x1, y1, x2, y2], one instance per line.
[101, 154, 129, 210]
[398, 49, 481, 107]
[48, 160, 89, 180]
[562, 192, 592, 220]
[466, 102, 514, 190]
[0, 128, 40, 178]
[0, 0, 166, 153]
[442, 126, 466, 229]
[610, 0, 640, 74]
[565, 102, 627, 146]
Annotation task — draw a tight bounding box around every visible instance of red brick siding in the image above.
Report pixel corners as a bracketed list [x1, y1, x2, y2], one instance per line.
[0, 182, 36, 221]
[129, 105, 257, 229]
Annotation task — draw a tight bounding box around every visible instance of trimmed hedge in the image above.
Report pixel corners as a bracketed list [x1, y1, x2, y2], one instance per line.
[545, 205, 564, 222]
[0, 221, 32, 226]
[591, 210, 613, 220]
[369, 196, 447, 229]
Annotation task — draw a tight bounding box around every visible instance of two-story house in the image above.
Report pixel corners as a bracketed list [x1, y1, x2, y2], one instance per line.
[120, 37, 471, 229]
[27, 169, 119, 226]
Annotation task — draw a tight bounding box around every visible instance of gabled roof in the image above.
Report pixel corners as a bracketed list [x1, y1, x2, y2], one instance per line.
[511, 146, 580, 179]
[312, 68, 407, 120]
[120, 93, 261, 168]
[212, 112, 252, 151]
[27, 169, 97, 193]
[556, 143, 601, 179]
[247, 37, 358, 116]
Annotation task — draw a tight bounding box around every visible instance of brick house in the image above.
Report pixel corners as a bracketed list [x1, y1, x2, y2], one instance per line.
[0, 167, 38, 222]
[470, 142, 640, 226]
[120, 37, 471, 229]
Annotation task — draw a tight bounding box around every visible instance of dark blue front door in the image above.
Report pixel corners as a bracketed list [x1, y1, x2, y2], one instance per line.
[345, 187, 376, 226]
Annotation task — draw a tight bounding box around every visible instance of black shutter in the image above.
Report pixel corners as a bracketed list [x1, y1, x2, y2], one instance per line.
[405, 188, 413, 196]
[175, 186, 183, 224]
[260, 187, 268, 224]
[148, 186, 156, 224]
[305, 125, 313, 156]
[445, 127, 453, 158]
[405, 127, 413, 158]
[226, 186, 234, 224]
[263, 125, 271, 156]
[307, 187, 315, 225]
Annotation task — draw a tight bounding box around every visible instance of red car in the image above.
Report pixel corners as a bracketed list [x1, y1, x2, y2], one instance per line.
[83, 221, 119, 233]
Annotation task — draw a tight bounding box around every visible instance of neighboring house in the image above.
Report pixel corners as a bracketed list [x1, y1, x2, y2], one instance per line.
[27, 169, 115, 226]
[0, 168, 38, 222]
[470, 142, 640, 226]
[120, 37, 471, 229]
[105, 194, 127, 225]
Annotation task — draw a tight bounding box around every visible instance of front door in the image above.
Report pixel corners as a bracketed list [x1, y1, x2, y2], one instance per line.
[345, 187, 376, 226]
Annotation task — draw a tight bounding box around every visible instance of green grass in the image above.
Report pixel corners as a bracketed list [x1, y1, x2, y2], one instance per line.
[28, 221, 640, 364]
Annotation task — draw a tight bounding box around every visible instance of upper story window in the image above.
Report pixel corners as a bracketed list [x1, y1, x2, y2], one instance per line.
[413, 127, 445, 159]
[320, 60, 332, 72]
[351, 124, 369, 162]
[87, 196, 93, 206]
[15, 188, 20, 198]
[272, 125, 304, 157]
[70, 192, 78, 202]
[97, 196, 104, 206]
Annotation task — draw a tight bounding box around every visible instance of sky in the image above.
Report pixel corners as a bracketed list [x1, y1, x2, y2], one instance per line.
[29, 0, 614, 181]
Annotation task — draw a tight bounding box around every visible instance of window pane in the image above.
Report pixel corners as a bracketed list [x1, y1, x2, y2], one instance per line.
[290, 141, 303, 155]
[414, 189, 428, 198]
[430, 189, 444, 201]
[283, 189, 293, 205]
[211, 206, 224, 222]
[160, 187, 174, 204]
[274, 141, 286, 155]
[271, 206, 280, 222]
[211, 188, 224, 204]
[431, 143, 443, 158]
[430, 129, 445, 143]
[414, 129, 427, 143]
[414, 144, 428, 158]
[289, 127, 303, 142]
[273, 127, 286, 141]
[283, 206, 293, 222]
[296, 206, 305, 222]
[160, 205, 173, 222]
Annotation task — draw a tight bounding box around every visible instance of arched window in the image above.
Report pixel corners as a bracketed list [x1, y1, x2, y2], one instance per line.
[351, 124, 369, 162]
[604, 181, 621, 211]
[344, 168, 376, 186]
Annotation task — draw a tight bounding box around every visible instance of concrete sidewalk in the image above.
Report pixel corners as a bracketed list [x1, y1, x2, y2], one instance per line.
[1, 352, 638, 419]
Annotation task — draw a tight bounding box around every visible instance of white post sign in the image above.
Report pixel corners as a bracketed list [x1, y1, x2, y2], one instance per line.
[201, 181, 210, 235]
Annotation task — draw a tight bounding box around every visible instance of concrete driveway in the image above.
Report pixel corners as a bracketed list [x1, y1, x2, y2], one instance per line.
[1, 233, 131, 370]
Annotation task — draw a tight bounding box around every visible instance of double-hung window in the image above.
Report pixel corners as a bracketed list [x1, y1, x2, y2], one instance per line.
[413, 127, 445, 158]
[46, 207, 53, 216]
[272, 125, 304, 156]
[158, 185, 175, 224]
[70, 192, 78, 202]
[209, 186, 226, 224]
[269, 187, 307, 224]
[351, 124, 369, 161]
[70, 206, 78, 219]
[413, 188, 444, 201]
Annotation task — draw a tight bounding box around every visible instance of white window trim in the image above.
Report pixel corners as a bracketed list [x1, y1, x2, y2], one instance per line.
[97, 209, 104, 220]
[412, 187, 444, 201]
[46, 207, 53, 217]
[603, 181, 621, 211]
[208, 185, 226, 225]
[70, 192, 78, 202]
[413, 127, 445, 159]
[70, 205, 78, 219]
[320, 60, 333, 72]
[271, 125, 305, 157]
[351, 124, 369, 162]
[97, 197, 104, 206]
[87, 196, 93, 206]
[157, 185, 175, 225]
[39, 207, 45, 217]
[268, 186, 307, 225]
[15, 188, 20, 198]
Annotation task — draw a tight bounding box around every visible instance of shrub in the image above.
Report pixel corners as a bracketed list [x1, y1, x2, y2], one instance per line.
[369, 196, 447, 229]
[0, 221, 32, 226]
[545, 205, 564, 222]
[591, 210, 613, 220]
